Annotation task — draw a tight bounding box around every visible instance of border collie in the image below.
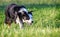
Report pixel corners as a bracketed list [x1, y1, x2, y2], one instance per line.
[4, 4, 33, 29]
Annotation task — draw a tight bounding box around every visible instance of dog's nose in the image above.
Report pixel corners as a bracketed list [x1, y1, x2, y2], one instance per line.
[32, 21, 33, 23]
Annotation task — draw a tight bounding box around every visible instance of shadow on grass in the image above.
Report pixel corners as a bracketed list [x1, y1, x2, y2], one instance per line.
[24, 4, 56, 9]
[0, 4, 60, 10]
[0, 4, 56, 10]
[0, 4, 60, 9]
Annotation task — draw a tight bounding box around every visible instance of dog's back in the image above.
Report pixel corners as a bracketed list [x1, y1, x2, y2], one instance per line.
[5, 4, 17, 25]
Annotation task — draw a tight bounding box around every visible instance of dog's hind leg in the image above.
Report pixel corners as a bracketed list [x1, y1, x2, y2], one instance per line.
[4, 17, 12, 28]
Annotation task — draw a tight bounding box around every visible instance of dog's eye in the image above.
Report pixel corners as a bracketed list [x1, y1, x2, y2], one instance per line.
[23, 14, 25, 16]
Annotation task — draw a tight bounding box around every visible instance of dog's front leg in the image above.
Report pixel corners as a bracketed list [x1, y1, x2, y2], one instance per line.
[18, 21, 23, 29]
[16, 16, 23, 29]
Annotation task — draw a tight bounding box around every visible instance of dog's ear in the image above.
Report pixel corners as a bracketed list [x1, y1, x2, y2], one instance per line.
[28, 11, 33, 15]
[28, 11, 33, 13]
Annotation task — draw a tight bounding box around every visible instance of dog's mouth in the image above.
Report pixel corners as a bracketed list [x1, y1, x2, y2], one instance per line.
[23, 19, 33, 25]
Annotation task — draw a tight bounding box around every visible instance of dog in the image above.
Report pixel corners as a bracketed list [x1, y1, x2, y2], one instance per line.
[4, 4, 33, 29]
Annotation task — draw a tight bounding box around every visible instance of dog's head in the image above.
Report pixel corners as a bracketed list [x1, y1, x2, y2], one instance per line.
[22, 11, 33, 25]
[18, 7, 33, 25]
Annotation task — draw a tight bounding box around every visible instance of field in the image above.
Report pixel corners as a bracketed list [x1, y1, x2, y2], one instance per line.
[0, 0, 60, 37]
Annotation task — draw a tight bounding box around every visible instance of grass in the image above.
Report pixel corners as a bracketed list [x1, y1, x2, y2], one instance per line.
[0, 0, 60, 37]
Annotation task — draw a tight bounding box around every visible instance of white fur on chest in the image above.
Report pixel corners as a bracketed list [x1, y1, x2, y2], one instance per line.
[16, 16, 20, 24]
[16, 16, 23, 29]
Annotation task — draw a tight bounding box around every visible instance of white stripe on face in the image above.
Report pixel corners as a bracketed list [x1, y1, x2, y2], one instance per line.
[28, 14, 33, 21]
[18, 8, 28, 13]
[28, 14, 33, 23]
